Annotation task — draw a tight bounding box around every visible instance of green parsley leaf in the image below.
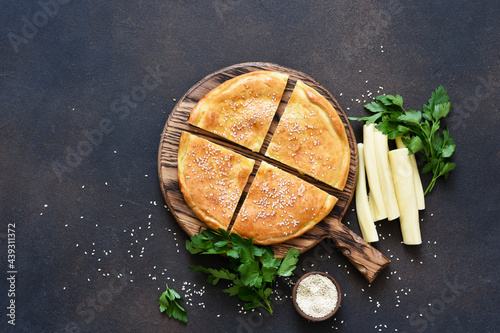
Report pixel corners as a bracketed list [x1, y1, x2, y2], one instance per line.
[185, 237, 212, 254]
[226, 249, 239, 259]
[441, 140, 455, 158]
[159, 284, 188, 324]
[365, 101, 388, 113]
[388, 94, 404, 107]
[238, 261, 262, 287]
[223, 283, 241, 296]
[375, 94, 396, 106]
[422, 105, 433, 121]
[243, 299, 264, 310]
[277, 247, 301, 277]
[214, 240, 230, 248]
[252, 246, 266, 258]
[422, 157, 440, 174]
[237, 285, 258, 302]
[260, 248, 281, 268]
[170, 302, 187, 323]
[348, 112, 383, 124]
[439, 162, 456, 176]
[433, 102, 451, 121]
[228, 233, 255, 263]
[261, 266, 278, 283]
[426, 86, 449, 115]
[262, 287, 273, 300]
[376, 117, 399, 136]
[189, 266, 236, 285]
[407, 135, 424, 154]
[398, 110, 422, 126]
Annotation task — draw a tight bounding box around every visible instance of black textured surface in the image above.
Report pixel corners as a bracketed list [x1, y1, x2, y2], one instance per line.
[1, 1, 499, 332]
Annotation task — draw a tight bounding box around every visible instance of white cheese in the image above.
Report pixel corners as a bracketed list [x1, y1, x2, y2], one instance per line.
[388, 148, 422, 245]
[363, 124, 387, 221]
[355, 143, 379, 243]
[374, 131, 400, 220]
[395, 137, 425, 210]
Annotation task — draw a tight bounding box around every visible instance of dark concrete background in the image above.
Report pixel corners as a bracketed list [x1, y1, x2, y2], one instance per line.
[1, 1, 499, 332]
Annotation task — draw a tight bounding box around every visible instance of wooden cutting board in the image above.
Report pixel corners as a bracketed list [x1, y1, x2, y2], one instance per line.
[158, 62, 390, 283]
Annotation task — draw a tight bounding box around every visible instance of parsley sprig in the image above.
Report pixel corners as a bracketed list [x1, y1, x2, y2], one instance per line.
[186, 228, 301, 315]
[349, 86, 456, 194]
[159, 283, 188, 323]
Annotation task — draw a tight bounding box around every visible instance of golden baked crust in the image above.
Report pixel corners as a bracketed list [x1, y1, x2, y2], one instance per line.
[231, 162, 337, 245]
[178, 132, 255, 231]
[188, 71, 289, 152]
[265, 80, 350, 190]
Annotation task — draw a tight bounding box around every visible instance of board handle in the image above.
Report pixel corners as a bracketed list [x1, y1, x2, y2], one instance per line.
[329, 222, 390, 283]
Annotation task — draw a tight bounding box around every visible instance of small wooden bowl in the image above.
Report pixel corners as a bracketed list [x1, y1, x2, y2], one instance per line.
[292, 271, 342, 321]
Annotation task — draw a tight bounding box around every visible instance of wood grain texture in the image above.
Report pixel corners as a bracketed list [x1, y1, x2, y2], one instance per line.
[158, 62, 390, 282]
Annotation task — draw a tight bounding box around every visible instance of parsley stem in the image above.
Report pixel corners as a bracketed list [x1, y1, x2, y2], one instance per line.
[263, 298, 273, 315]
[425, 175, 438, 195]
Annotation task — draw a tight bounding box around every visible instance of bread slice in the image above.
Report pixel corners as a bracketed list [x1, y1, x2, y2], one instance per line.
[178, 132, 255, 231]
[265, 80, 350, 190]
[231, 162, 337, 245]
[188, 71, 288, 152]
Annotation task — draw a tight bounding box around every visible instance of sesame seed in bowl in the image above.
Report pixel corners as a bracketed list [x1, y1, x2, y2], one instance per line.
[292, 271, 341, 321]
